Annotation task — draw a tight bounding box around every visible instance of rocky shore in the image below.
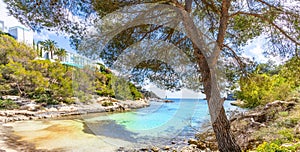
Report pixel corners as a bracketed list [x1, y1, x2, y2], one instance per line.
[0, 96, 150, 123]
[189, 98, 300, 151]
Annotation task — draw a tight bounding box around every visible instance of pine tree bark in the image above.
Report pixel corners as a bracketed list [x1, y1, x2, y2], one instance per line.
[194, 47, 241, 152]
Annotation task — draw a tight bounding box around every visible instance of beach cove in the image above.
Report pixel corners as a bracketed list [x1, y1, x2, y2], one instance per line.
[0, 99, 242, 151]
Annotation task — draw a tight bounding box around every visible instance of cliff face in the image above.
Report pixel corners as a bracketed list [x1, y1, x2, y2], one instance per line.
[139, 89, 160, 99]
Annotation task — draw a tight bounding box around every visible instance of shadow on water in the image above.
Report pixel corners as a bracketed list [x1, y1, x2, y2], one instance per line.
[83, 120, 139, 143]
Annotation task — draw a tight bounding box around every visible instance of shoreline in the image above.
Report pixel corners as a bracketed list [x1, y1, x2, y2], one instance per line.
[0, 97, 150, 123]
[0, 97, 151, 152]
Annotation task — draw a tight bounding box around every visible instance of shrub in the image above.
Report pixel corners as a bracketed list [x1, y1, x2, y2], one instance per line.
[0, 99, 19, 109]
[256, 142, 287, 152]
[256, 141, 300, 152]
[102, 101, 113, 107]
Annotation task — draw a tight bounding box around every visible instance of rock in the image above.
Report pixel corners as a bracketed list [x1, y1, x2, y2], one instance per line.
[181, 145, 199, 152]
[188, 138, 198, 145]
[117, 147, 125, 151]
[196, 141, 207, 150]
[139, 148, 148, 151]
[281, 143, 294, 147]
[163, 100, 174, 103]
[48, 107, 58, 112]
[1, 95, 20, 101]
[171, 141, 176, 144]
[151, 146, 160, 152]
[230, 100, 244, 107]
[163, 146, 170, 150]
[21, 103, 40, 111]
[189, 144, 197, 149]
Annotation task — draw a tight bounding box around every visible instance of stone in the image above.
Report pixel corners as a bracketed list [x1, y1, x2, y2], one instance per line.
[140, 148, 148, 151]
[21, 103, 40, 111]
[196, 141, 207, 150]
[163, 146, 170, 150]
[188, 138, 198, 145]
[151, 146, 160, 152]
[1, 95, 20, 101]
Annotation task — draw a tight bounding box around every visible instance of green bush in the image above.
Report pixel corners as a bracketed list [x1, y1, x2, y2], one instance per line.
[236, 58, 300, 108]
[102, 101, 113, 107]
[256, 142, 286, 152]
[34, 94, 59, 105]
[256, 141, 300, 152]
[0, 99, 19, 109]
[278, 129, 294, 142]
[236, 73, 291, 108]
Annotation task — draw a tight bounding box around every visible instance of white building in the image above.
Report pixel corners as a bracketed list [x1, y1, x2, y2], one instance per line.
[8, 26, 33, 46]
[0, 20, 4, 31]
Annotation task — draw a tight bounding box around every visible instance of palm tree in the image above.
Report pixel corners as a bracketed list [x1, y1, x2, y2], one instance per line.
[40, 39, 57, 60]
[55, 48, 67, 61]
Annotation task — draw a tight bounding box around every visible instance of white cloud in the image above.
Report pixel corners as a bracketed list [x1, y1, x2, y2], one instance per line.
[242, 36, 267, 62]
[242, 36, 288, 65]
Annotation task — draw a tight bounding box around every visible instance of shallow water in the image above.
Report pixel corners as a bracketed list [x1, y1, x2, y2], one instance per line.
[7, 99, 242, 151]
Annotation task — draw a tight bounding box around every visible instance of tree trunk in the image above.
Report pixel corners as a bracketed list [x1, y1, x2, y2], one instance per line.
[51, 51, 53, 60]
[194, 47, 241, 152]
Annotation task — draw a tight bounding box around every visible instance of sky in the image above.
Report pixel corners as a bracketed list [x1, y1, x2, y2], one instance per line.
[0, 0, 277, 99]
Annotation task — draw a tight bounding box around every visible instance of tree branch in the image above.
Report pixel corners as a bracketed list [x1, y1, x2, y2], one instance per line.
[254, 0, 282, 11]
[210, 0, 231, 65]
[185, 0, 193, 13]
[169, 0, 185, 10]
[138, 25, 163, 41]
[234, 12, 300, 46]
[174, 36, 188, 46]
[223, 44, 247, 75]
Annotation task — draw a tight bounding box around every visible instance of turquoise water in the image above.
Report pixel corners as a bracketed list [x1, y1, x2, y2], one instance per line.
[83, 99, 242, 147]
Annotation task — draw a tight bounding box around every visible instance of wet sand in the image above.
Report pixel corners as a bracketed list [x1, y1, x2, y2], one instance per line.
[0, 119, 132, 152]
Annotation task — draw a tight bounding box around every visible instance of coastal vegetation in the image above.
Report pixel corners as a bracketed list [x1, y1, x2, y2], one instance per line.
[0, 33, 143, 105]
[3, 0, 300, 151]
[236, 57, 300, 108]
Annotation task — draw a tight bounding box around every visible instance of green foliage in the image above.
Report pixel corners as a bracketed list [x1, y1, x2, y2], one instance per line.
[0, 34, 36, 65]
[236, 73, 291, 108]
[256, 142, 288, 152]
[280, 57, 300, 90]
[111, 76, 133, 100]
[278, 111, 289, 117]
[231, 15, 264, 46]
[236, 58, 300, 108]
[256, 141, 300, 152]
[101, 101, 113, 107]
[129, 83, 143, 100]
[0, 27, 144, 107]
[0, 99, 19, 110]
[278, 129, 294, 142]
